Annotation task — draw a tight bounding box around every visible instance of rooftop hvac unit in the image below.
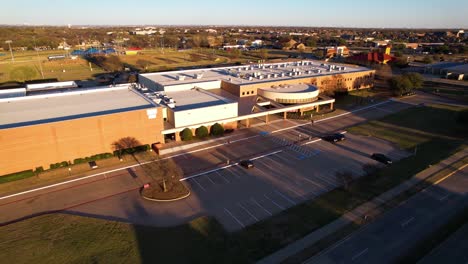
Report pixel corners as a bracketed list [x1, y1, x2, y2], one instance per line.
[153, 98, 162, 104]
[342, 67, 346, 70]
[261, 66, 265, 69]
[269, 65, 273, 69]
[281, 73, 285, 77]
[274, 73, 279, 78]
[141, 87, 148, 91]
[167, 103, 176, 108]
[288, 72, 293, 76]
[248, 77, 253, 81]
[195, 73, 204, 79]
[259, 75, 264, 79]
[316, 69, 322, 73]
[177, 75, 186, 81]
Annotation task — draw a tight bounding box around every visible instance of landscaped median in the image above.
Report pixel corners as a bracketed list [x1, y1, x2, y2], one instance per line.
[0, 104, 467, 263]
[140, 180, 190, 202]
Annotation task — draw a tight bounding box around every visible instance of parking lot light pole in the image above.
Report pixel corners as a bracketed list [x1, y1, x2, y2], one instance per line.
[68, 167, 72, 177]
[5, 40, 14, 62]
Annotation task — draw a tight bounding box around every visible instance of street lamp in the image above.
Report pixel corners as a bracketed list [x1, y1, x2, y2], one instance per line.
[5, 40, 14, 62]
[68, 167, 72, 177]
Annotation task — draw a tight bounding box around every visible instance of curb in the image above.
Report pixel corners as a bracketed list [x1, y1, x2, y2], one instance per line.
[141, 190, 191, 202]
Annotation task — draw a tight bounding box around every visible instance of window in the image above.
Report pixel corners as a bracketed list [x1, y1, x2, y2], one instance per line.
[242, 92, 245, 96]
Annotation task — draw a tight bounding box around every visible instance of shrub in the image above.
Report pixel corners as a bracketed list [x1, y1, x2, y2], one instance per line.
[210, 123, 224, 136]
[0, 170, 35, 184]
[35, 166, 44, 173]
[195, 126, 209, 138]
[180, 128, 193, 141]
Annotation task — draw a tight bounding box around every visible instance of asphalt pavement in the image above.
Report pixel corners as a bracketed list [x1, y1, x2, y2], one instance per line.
[304, 166, 468, 264]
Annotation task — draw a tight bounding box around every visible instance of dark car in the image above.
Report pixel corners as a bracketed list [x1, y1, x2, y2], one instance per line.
[371, 153, 392, 165]
[322, 133, 346, 143]
[239, 160, 254, 169]
[88, 161, 98, 169]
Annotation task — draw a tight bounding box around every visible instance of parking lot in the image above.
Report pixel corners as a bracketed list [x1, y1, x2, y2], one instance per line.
[181, 132, 410, 231]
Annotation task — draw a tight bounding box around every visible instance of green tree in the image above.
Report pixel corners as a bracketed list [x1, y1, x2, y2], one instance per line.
[195, 126, 209, 138]
[180, 128, 193, 141]
[210, 123, 224, 136]
[404, 73, 423, 89]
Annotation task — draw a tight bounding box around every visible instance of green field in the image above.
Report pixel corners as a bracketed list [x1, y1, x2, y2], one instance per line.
[0, 48, 285, 83]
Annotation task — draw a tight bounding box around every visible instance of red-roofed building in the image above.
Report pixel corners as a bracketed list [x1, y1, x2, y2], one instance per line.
[347, 45, 395, 65]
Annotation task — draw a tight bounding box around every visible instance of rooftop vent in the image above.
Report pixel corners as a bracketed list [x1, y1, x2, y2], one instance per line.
[177, 75, 186, 81]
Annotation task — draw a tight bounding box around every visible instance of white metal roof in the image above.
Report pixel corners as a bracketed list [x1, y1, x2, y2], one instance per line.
[0, 87, 155, 129]
[140, 60, 371, 87]
[165, 88, 235, 111]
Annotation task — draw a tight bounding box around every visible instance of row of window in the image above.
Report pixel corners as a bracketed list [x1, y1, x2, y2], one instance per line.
[276, 97, 316, 104]
[242, 90, 255, 96]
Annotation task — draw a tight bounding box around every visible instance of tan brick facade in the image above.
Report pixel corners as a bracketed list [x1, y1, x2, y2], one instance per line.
[0, 108, 164, 176]
[224, 70, 375, 97]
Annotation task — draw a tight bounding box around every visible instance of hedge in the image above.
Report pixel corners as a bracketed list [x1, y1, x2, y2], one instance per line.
[210, 123, 224, 136]
[0, 170, 35, 184]
[180, 128, 193, 141]
[50, 161, 70, 170]
[74, 153, 113, 164]
[195, 126, 209, 138]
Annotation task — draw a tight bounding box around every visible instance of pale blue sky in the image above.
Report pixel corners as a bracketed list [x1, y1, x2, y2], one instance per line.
[1, 0, 467, 28]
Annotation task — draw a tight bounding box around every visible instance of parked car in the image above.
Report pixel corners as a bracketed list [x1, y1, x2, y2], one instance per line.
[322, 133, 346, 143]
[88, 161, 98, 169]
[239, 159, 254, 169]
[371, 153, 392, 165]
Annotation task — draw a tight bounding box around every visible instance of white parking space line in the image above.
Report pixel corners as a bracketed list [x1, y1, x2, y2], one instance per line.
[224, 208, 245, 228]
[251, 198, 272, 216]
[205, 174, 216, 185]
[401, 216, 415, 227]
[351, 248, 369, 261]
[191, 178, 206, 191]
[264, 194, 285, 210]
[268, 153, 296, 165]
[216, 171, 230, 183]
[274, 190, 296, 205]
[439, 194, 450, 201]
[225, 168, 242, 179]
[238, 203, 259, 221]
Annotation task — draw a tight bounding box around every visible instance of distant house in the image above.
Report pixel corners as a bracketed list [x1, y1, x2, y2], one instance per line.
[347, 45, 395, 65]
[251, 40, 263, 47]
[321, 46, 350, 58]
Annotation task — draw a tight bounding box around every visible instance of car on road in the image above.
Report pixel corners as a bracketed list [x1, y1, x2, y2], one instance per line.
[239, 159, 254, 169]
[371, 153, 392, 165]
[322, 133, 346, 143]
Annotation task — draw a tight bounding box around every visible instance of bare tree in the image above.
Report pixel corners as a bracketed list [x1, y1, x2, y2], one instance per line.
[112, 136, 142, 157]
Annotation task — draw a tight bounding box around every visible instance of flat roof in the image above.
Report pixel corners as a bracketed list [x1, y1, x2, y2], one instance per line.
[260, 83, 318, 93]
[140, 60, 371, 87]
[165, 89, 235, 111]
[0, 87, 155, 129]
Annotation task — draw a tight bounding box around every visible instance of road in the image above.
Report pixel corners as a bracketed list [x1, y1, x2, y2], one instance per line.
[418, 222, 468, 264]
[304, 165, 468, 264]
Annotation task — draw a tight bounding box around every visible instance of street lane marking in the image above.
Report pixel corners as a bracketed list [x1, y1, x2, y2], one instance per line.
[238, 203, 259, 221]
[251, 198, 272, 216]
[401, 216, 415, 227]
[433, 163, 468, 185]
[351, 248, 369, 261]
[264, 194, 285, 210]
[224, 208, 244, 228]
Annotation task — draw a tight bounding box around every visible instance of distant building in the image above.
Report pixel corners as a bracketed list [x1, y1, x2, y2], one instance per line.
[347, 45, 395, 65]
[251, 40, 264, 47]
[321, 46, 350, 58]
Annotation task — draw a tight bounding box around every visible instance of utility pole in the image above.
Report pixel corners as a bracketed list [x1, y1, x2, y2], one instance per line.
[33, 37, 44, 78]
[5, 40, 14, 62]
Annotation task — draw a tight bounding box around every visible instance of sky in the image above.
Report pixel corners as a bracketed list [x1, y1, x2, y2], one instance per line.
[1, 0, 467, 28]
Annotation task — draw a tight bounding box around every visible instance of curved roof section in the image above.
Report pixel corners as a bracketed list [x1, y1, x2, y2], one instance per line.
[258, 84, 319, 102]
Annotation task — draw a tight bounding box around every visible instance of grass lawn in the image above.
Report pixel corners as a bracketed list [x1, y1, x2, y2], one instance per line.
[1, 104, 466, 264]
[333, 88, 390, 110]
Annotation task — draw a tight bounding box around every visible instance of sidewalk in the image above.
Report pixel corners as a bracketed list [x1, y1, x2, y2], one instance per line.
[257, 148, 468, 264]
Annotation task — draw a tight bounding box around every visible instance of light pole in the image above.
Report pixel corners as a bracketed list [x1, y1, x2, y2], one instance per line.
[68, 167, 72, 177]
[5, 40, 14, 62]
[33, 37, 44, 78]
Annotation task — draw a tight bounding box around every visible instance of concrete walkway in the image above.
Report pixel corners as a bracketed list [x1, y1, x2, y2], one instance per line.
[257, 148, 468, 264]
